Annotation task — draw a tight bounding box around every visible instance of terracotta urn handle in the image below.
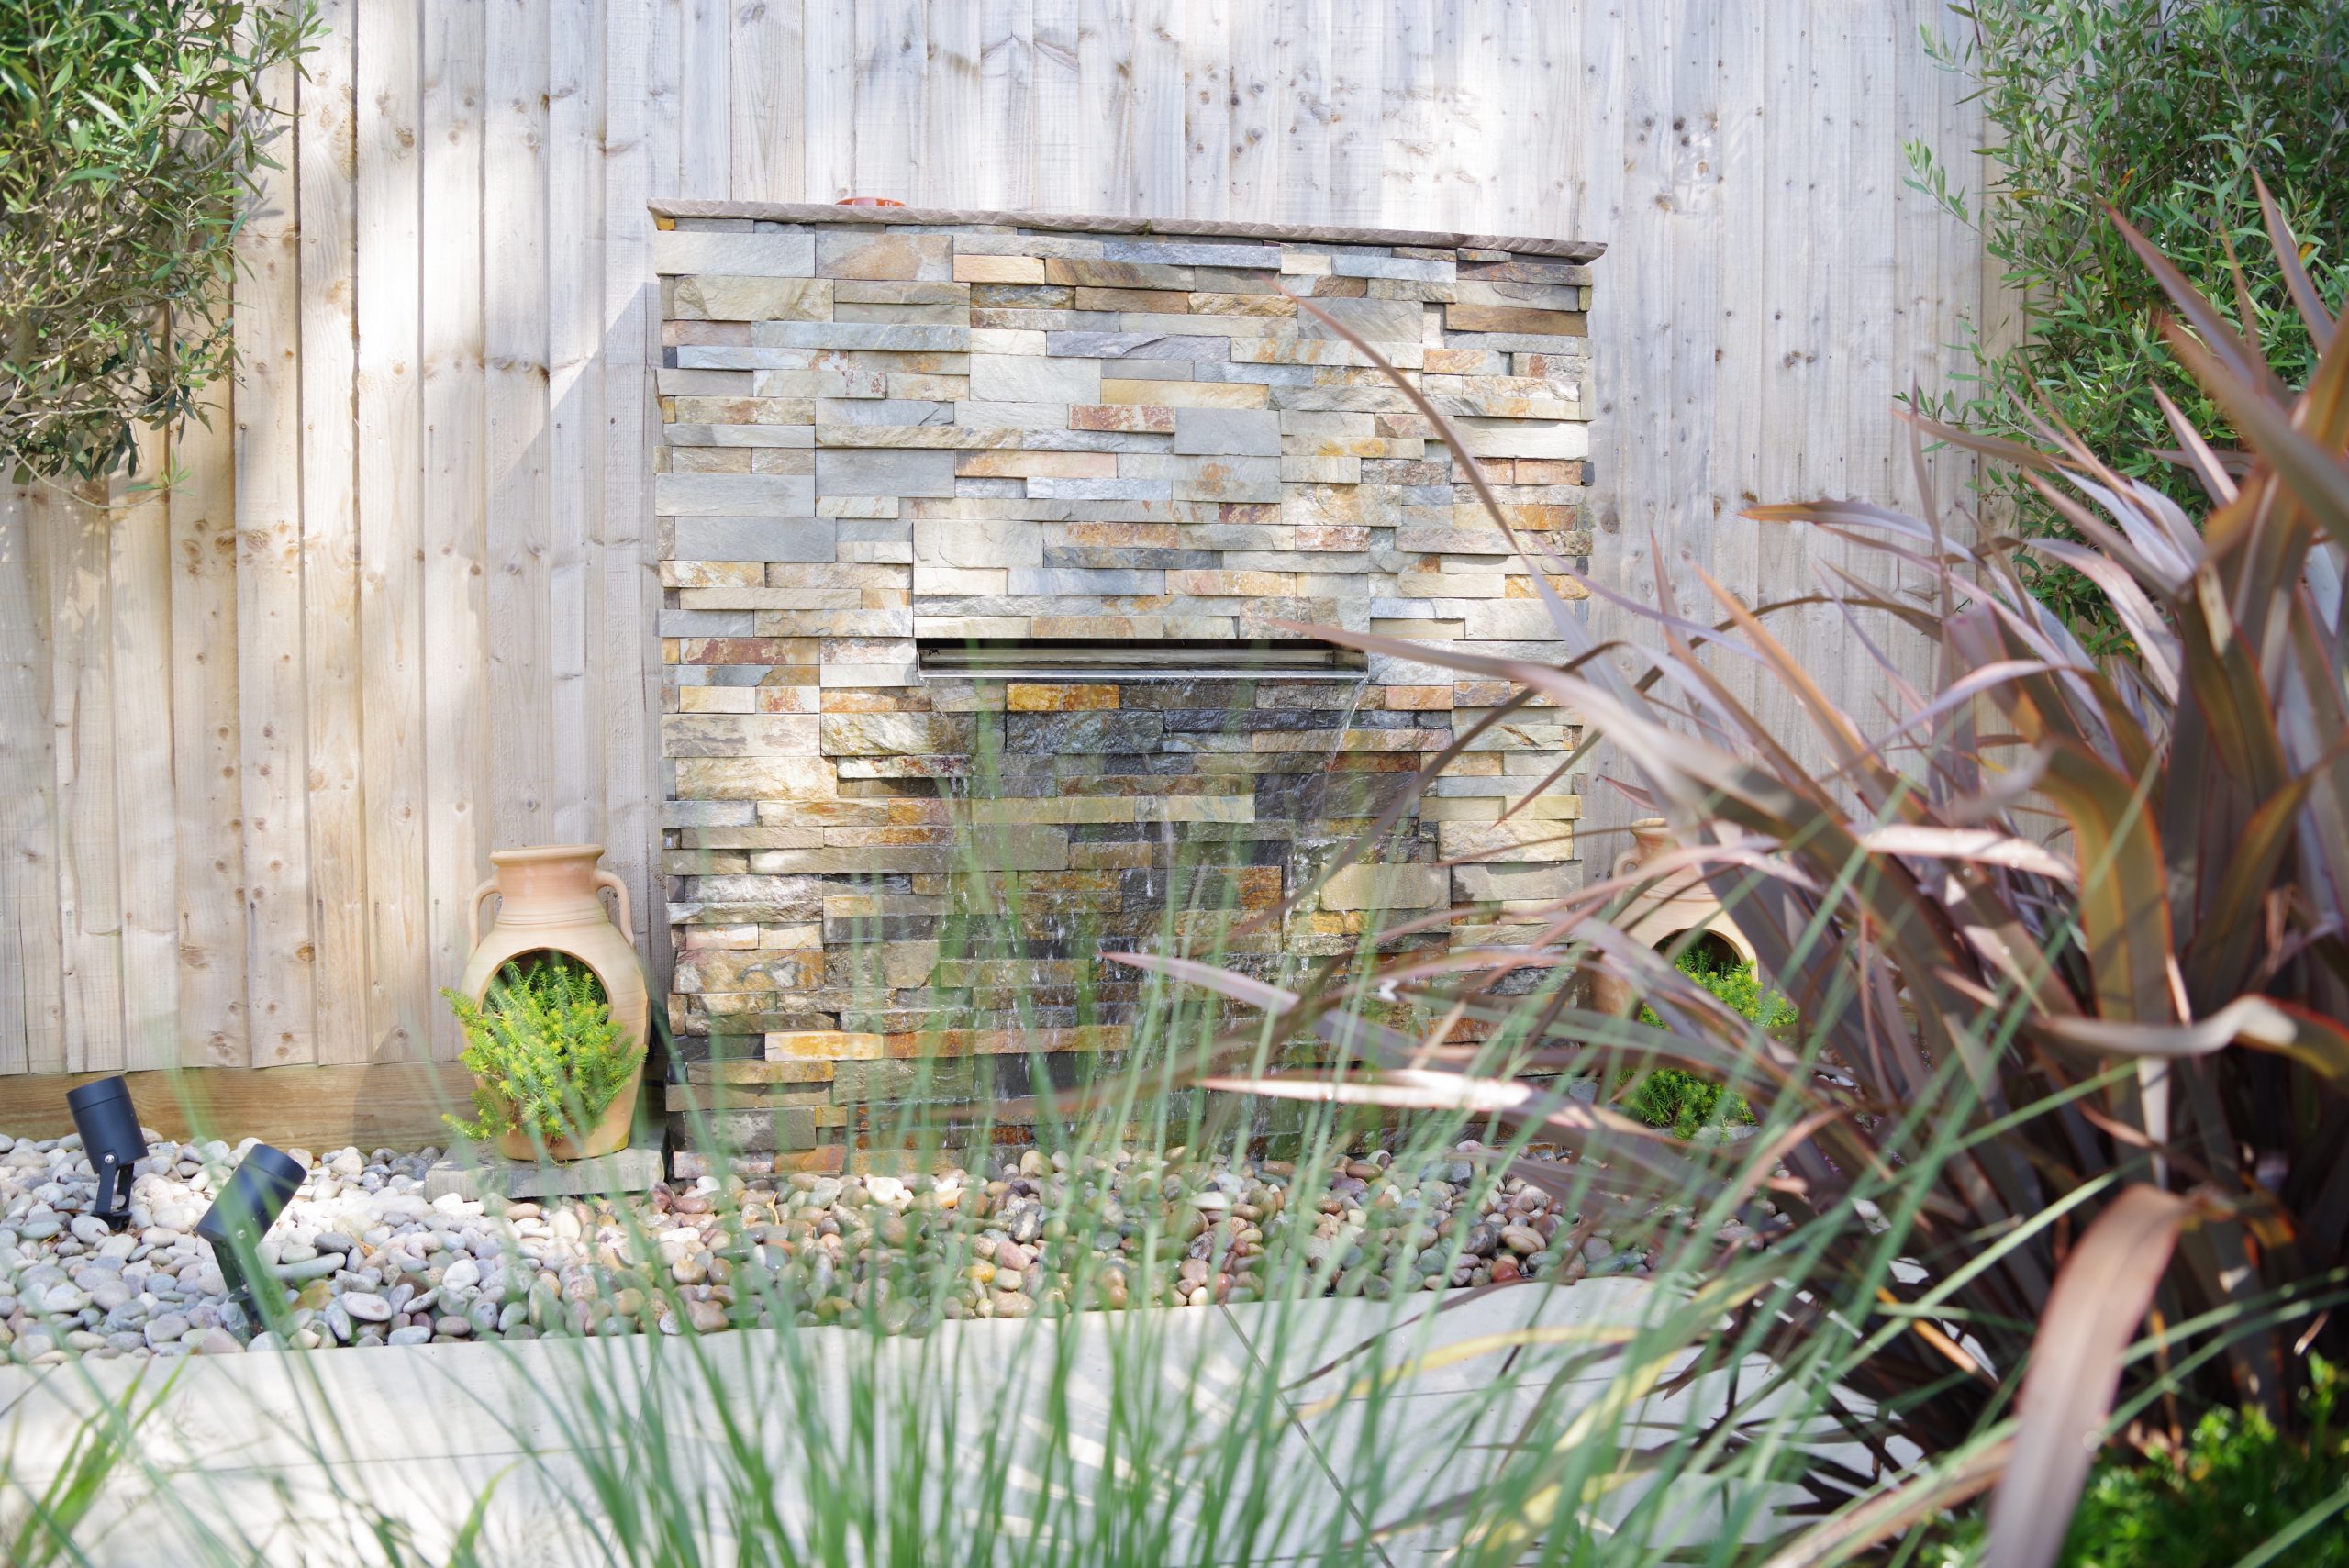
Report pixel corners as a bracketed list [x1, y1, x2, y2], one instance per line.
[467, 876, 499, 949]
[595, 869, 634, 945]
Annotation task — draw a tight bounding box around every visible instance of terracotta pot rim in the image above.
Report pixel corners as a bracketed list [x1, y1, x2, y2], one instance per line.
[489, 842, 606, 866]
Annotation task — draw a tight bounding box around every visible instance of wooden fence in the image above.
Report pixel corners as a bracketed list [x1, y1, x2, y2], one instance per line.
[0, 0, 1998, 1082]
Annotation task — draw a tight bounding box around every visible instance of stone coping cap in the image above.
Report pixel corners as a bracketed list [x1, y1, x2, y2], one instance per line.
[648, 199, 1603, 262]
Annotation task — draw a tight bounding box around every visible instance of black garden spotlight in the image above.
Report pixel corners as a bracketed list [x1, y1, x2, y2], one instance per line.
[195, 1143, 306, 1318]
[64, 1075, 146, 1229]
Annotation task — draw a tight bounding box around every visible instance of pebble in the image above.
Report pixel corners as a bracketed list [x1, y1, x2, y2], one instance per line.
[0, 1130, 1654, 1364]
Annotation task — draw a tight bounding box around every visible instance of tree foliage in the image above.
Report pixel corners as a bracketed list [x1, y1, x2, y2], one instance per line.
[0, 1, 314, 483]
[1909, 0, 2349, 651]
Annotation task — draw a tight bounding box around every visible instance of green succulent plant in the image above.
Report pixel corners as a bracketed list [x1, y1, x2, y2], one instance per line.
[442, 956, 641, 1147]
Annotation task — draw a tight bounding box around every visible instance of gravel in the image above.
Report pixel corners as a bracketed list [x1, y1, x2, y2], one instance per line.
[0, 1128, 1746, 1365]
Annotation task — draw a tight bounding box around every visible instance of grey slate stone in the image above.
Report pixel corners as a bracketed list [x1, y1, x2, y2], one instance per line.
[672, 517, 838, 562]
[765, 322, 973, 351]
[1297, 298, 1427, 344]
[1024, 478, 1173, 501]
[1172, 407, 1283, 457]
[967, 354, 1102, 404]
[1004, 712, 1167, 753]
[1044, 332, 1230, 361]
[816, 448, 960, 497]
[655, 473, 817, 517]
[659, 610, 755, 636]
[817, 398, 955, 425]
[1331, 252, 1457, 282]
[1102, 241, 1284, 268]
[1004, 567, 1165, 595]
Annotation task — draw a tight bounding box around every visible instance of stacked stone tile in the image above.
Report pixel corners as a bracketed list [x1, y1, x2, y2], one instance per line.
[650, 202, 1600, 1168]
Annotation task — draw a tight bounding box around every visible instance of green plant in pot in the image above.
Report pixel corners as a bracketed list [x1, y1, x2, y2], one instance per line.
[443, 956, 644, 1161]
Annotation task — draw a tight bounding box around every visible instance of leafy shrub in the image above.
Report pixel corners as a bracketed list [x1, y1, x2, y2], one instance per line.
[443, 956, 641, 1145]
[1908, 0, 2349, 651]
[1925, 1357, 2348, 1567]
[0, 1, 316, 482]
[1618, 947, 1790, 1137]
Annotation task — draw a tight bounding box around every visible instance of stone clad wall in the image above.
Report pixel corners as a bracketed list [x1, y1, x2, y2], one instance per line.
[651, 206, 1598, 1170]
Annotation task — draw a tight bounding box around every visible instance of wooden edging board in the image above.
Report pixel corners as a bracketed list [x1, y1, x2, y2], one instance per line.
[0, 1061, 481, 1151]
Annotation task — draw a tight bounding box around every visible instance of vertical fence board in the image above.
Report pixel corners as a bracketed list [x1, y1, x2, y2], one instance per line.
[49, 481, 127, 1073]
[167, 405, 248, 1066]
[1128, 0, 1182, 216]
[731, 0, 806, 200]
[1177, 0, 1230, 218]
[680, 0, 730, 195]
[605, 0, 662, 975]
[925, 2, 985, 206]
[853, 0, 927, 204]
[300, 0, 371, 1064]
[358, 0, 431, 1062]
[233, 51, 317, 1066]
[422, 0, 490, 1057]
[109, 428, 182, 1071]
[487, 0, 555, 859]
[1030, 1, 1083, 209]
[1075, 0, 1136, 214]
[1224, 1, 1275, 219]
[1275, 0, 1330, 224]
[0, 484, 63, 1073]
[801, 0, 857, 201]
[551, 0, 606, 848]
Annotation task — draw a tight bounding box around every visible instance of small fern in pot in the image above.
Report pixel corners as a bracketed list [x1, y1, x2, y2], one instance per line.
[442, 956, 644, 1157]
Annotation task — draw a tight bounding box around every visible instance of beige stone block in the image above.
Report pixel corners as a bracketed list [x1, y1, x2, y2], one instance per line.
[1418, 796, 1503, 823]
[1100, 378, 1268, 408]
[1006, 683, 1120, 711]
[1444, 302, 1586, 336]
[1449, 419, 1590, 461]
[661, 714, 821, 758]
[1463, 600, 1568, 640]
[953, 253, 1046, 284]
[1439, 818, 1576, 862]
[954, 450, 1119, 479]
[913, 517, 1042, 569]
[1072, 403, 1176, 432]
[1319, 863, 1449, 911]
[1451, 863, 1577, 903]
[911, 562, 1008, 595]
[1042, 258, 1196, 290]
[766, 1031, 886, 1062]
[818, 230, 954, 281]
[673, 275, 832, 322]
[1165, 569, 1297, 596]
[674, 950, 818, 993]
[818, 712, 976, 756]
[673, 757, 837, 801]
[680, 686, 757, 714]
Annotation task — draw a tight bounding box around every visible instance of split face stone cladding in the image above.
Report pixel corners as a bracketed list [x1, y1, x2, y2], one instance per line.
[652, 210, 1596, 1167]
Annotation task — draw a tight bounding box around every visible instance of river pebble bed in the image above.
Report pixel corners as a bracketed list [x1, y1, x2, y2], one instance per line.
[0, 1131, 1753, 1364]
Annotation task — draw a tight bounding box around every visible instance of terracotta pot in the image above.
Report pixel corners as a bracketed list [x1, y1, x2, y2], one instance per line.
[1589, 817, 1760, 1018]
[456, 845, 648, 1161]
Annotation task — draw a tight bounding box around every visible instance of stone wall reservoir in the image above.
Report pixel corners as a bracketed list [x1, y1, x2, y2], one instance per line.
[651, 201, 1600, 1166]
